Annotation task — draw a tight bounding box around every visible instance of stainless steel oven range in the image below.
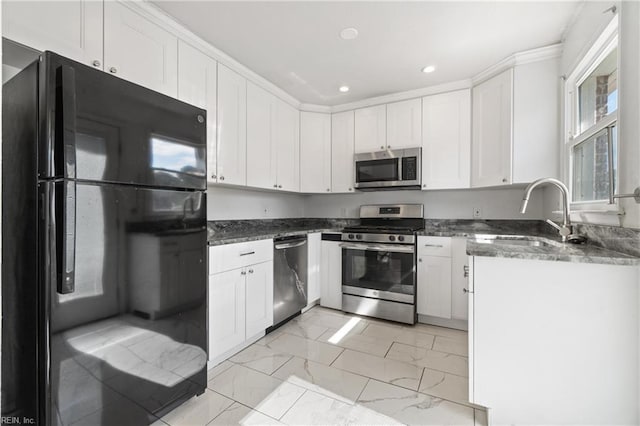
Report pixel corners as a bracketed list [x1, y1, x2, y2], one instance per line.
[340, 204, 424, 324]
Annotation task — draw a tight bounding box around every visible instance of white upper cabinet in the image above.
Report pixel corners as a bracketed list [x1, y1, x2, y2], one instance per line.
[177, 41, 217, 183]
[275, 99, 300, 192]
[104, 2, 178, 97]
[246, 82, 277, 190]
[354, 105, 387, 153]
[511, 58, 559, 183]
[387, 98, 422, 150]
[2, 0, 103, 69]
[471, 56, 559, 188]
[331, 111, 356, 193]
[422, 90, 471, 189]
[300, 112, 332, 193]
[471, 69, 513, 187]
[217, 64, 247, 186]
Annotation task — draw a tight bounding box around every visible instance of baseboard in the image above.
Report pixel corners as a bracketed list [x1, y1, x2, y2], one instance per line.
[418, 314, 468, 331]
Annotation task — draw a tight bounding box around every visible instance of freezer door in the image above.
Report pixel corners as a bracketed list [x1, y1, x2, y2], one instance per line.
[39, 52, 206, 190]
[44, 181, 207, 425]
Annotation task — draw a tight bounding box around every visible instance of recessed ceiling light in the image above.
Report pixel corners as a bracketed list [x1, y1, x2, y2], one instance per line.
[339, 86, 350, 93]
[422, 65, 436, 74]
[340, 27, 359, 40]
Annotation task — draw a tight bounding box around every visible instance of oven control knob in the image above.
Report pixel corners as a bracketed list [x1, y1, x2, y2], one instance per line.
[348, 234, 354, 239]
[389, 235, 396, 242]
[356, 234, 362, 240]
[398, 235, 405, 242]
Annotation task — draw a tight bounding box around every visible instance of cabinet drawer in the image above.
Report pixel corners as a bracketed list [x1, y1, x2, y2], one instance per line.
[209, 239, 273, 274]
[417, 236, 452, 257]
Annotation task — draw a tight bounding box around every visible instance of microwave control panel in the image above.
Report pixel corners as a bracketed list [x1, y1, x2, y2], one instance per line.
[402, 157, 417, 180]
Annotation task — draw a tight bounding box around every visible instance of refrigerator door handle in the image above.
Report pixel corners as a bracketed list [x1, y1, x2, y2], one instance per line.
[56, 65, 77, 179]
[55, 181, 76, 294]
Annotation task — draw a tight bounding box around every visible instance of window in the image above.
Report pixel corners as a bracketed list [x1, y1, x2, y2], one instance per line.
[564, 17, 618, 209]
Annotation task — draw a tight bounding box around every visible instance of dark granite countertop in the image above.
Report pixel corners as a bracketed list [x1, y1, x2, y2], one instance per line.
[207, 218, 354, 246]
[207, 218, 639, 266]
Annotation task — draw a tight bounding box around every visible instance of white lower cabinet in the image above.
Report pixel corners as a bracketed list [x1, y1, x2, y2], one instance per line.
[209, 268, 246, 359]
[245, 261, 274, 338]
[208, 239, 274, 364]
[320, 237, 342, 310]
[416, 236, 469, 328]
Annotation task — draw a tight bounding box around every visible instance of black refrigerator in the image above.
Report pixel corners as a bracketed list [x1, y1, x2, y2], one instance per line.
[2, 52, 208, 425]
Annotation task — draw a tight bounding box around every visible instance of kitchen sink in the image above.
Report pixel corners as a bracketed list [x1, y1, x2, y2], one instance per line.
[471, 235, 561, 248]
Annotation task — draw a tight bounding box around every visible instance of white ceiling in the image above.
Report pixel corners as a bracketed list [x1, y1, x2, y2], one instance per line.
[153, 1, 582, 106]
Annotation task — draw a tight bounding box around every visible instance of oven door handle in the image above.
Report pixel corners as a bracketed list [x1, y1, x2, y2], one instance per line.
[339, 243, 415, 254]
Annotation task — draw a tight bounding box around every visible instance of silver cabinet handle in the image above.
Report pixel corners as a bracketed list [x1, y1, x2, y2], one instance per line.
[418, 258, 422, 262]
[211, 174, 217, 179]
[326, 188, 330, 192]
[463, 288, 473, 294]
[273, 184, 277, 188]
[387, 145, 391, 148]
[463, 265, 469, 278]
[278, 185, 282, 188]
[220, 176, 225, 181]
[239, 251, 255, 256]
[92, 60, 101, 68]
[241, 270, 247, 275]
[349, 188, 353, 191]
[423, 244, 444, 248]
[248, 269, 254, 274]
[109, 67, 117, 74]
[502, 178, 508, 183]
[380, 145, 384, 149]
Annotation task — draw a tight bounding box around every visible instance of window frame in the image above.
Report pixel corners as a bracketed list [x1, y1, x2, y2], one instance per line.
[563, 16, 620, 213]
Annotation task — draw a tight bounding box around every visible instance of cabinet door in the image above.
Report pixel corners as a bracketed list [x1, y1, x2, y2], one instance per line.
[217, 64, 247, 185]
[104, 2, 178, 97]
[2, 0, 103, 69]
[247, 82, 277, 189]
[422, 90, 471, 189]
[320, 241, 342, 310]
[354, 105, 386, 153]
[245, 261, 274, 337]
[417, 256, 452, 319]
[387, 98, 422, 150]
[209, 269, 246, 361]
[300, 112, 332, 193]
[275, 100, 300, 191]
[471, 69, 513, 187]
[178, 41, 217, 183]
[450, 238, 469, 321]
[307, 233, 322, 304]
[331, 111, 356, 193]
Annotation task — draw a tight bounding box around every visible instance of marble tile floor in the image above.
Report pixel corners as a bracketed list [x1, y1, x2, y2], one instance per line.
[158, 306, 487, 426]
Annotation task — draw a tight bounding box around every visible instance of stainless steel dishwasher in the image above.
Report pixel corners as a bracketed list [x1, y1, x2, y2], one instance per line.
[272, 235, 308, 327]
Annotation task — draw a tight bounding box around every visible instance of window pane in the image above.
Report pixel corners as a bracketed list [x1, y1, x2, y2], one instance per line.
[572, 126, 617, 202]
[578, 48, 618, 134]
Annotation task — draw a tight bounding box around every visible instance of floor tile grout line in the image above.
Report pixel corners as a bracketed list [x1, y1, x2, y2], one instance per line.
[417, 366, 426, 393]
[268, 354, 295, 377]
[277, 388, 309, 422]
[354, 378, 371, 403]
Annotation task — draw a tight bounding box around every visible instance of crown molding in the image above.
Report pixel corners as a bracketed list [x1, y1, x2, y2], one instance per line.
[299, 104, 332, 114]
[472, 43, 562, 85]
[329, 79, 472, 113]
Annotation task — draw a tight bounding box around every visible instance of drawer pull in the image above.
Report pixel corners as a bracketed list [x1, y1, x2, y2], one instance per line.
[423, 244, 444, 248]
[239, 251, 255, 256]
[463, 288, 473, 294]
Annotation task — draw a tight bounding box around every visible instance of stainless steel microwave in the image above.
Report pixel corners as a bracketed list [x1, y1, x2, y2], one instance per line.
[354, 147, 421, 190]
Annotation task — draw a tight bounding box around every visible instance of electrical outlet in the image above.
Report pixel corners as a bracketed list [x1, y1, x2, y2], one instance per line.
[473, 207, 482, 219]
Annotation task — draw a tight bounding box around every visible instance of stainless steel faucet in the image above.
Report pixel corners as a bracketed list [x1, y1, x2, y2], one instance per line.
[520, 177, 575, 242]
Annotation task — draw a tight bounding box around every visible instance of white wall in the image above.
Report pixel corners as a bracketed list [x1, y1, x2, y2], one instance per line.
[206, 185, 305, 220]
[304, 187, 545, 219]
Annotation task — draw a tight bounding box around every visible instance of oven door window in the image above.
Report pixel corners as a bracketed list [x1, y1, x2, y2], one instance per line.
[356, 158, 399, 183]
[342, 247, 415, 295]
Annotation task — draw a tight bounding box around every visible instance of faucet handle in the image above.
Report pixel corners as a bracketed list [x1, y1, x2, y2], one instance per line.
[546, 219, 571, 239]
